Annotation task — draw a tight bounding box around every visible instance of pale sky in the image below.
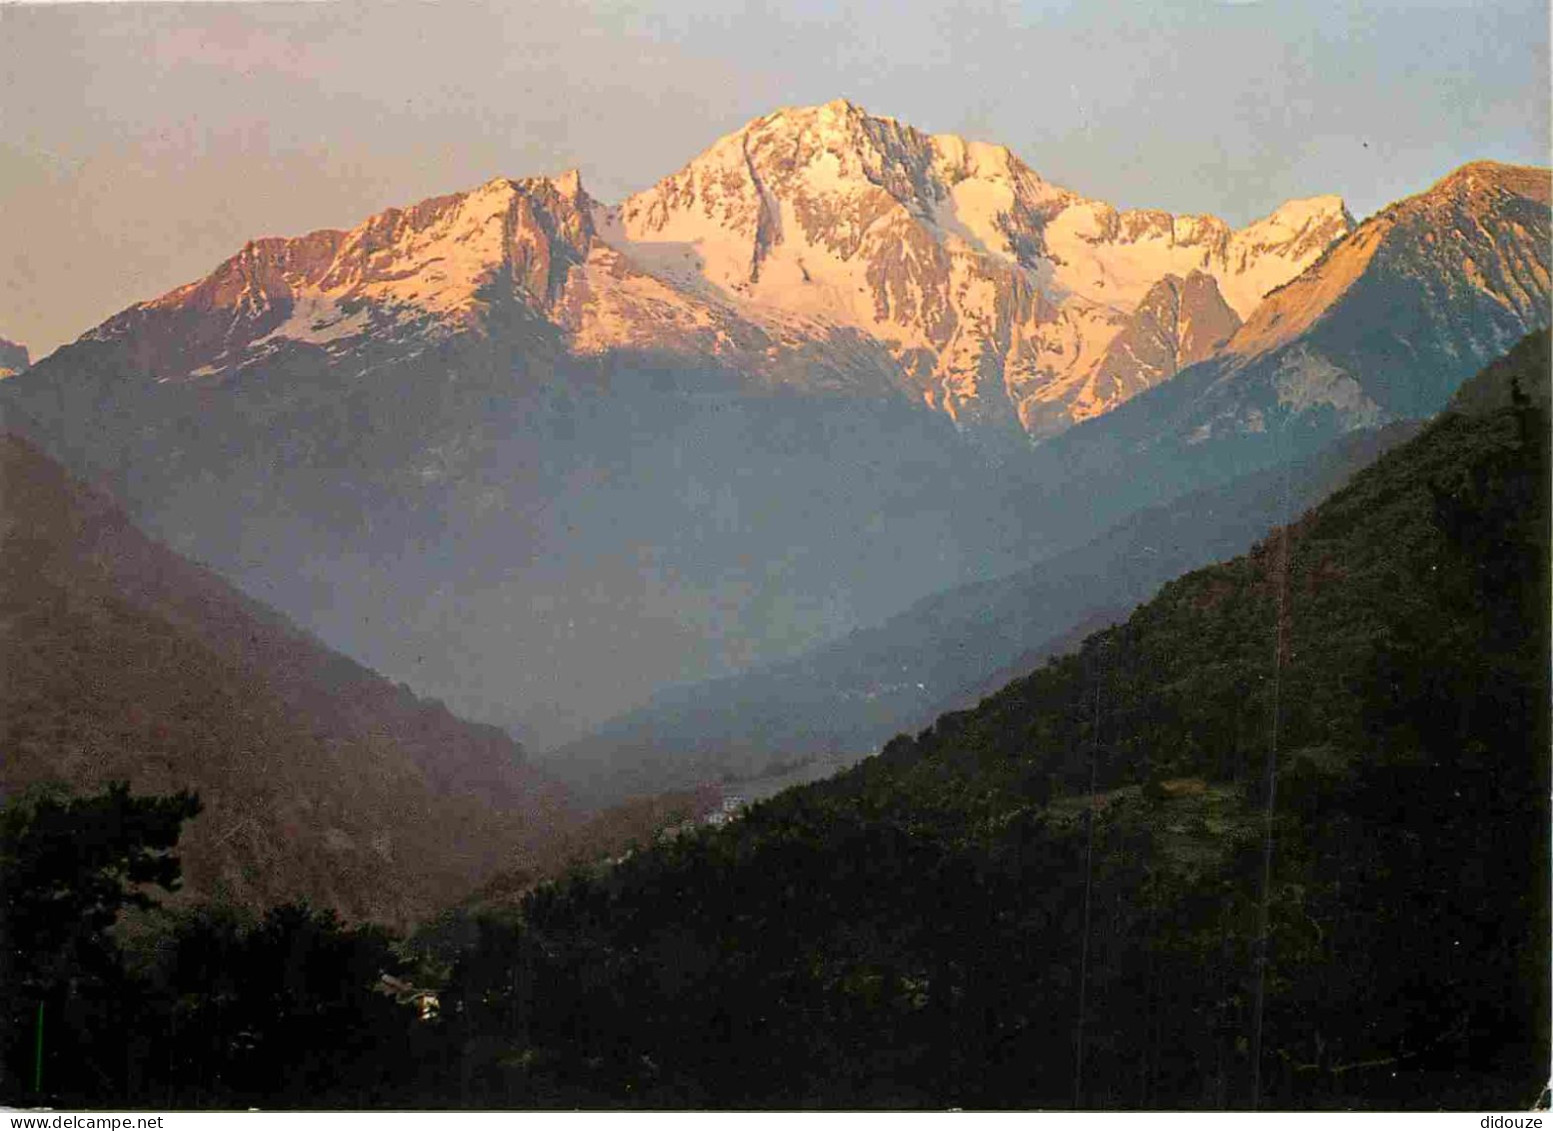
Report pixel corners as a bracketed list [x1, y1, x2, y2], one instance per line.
[1, 0, 1547, 359]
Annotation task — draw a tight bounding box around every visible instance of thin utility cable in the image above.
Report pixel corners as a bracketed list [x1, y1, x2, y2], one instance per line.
[1073, 642, 1106, 1109]
[1249, 429, 1295, 1109]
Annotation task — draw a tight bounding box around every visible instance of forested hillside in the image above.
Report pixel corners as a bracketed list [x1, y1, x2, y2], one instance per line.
[421, 332, 1548, 1108]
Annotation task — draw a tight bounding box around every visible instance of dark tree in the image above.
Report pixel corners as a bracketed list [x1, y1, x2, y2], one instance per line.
[0, 781, 201, 1104]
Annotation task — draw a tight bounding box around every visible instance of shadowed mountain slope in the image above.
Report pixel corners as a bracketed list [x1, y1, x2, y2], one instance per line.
[0, 434, 575, 924]
[550, 419, 1420, 801]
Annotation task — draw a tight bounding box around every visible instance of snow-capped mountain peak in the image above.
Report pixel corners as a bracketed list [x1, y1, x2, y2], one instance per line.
[86, 172, 600, 379]
[597, 101, 1351, 435]
[69, 100, 1359, 441]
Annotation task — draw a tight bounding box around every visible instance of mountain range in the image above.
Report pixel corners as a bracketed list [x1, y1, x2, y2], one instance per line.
[35, 100, 1353, 444]
[1, 102, 1547, 751]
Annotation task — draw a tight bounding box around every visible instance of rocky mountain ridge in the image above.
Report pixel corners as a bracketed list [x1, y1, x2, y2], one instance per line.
[1016, 158, 1552, 538]
[1210, 159, 1551, 425]
[63, 100, 1354, 443]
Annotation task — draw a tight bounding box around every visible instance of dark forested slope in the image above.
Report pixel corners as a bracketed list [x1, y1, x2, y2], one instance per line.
[0, 435, 574, 924]
[423, 333, 1549, 1109]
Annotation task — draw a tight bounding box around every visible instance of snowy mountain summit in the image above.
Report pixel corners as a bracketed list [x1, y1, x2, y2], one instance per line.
[78, 100, 1354, 442]
[603, 100, 1351, 436]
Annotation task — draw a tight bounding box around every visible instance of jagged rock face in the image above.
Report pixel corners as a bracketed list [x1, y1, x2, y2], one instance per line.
[76, 165, 905, 403]
[1016, 164, 1553, 550]
[1185, 160, 1553, 440]
[1129, 271, 1241, 372]
[51, 101, 1350, 442]
[83, 174, 598, 381]
[600, 99, 1352, 439]
[598, 104, 1059, 434]
[0, 337, 28, 378]
[1040, 271, 1242, 440]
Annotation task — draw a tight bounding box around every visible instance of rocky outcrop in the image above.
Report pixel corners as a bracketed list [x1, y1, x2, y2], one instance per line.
[1187, 160, 1552, 439]
[1045, 271, 1243, 438]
